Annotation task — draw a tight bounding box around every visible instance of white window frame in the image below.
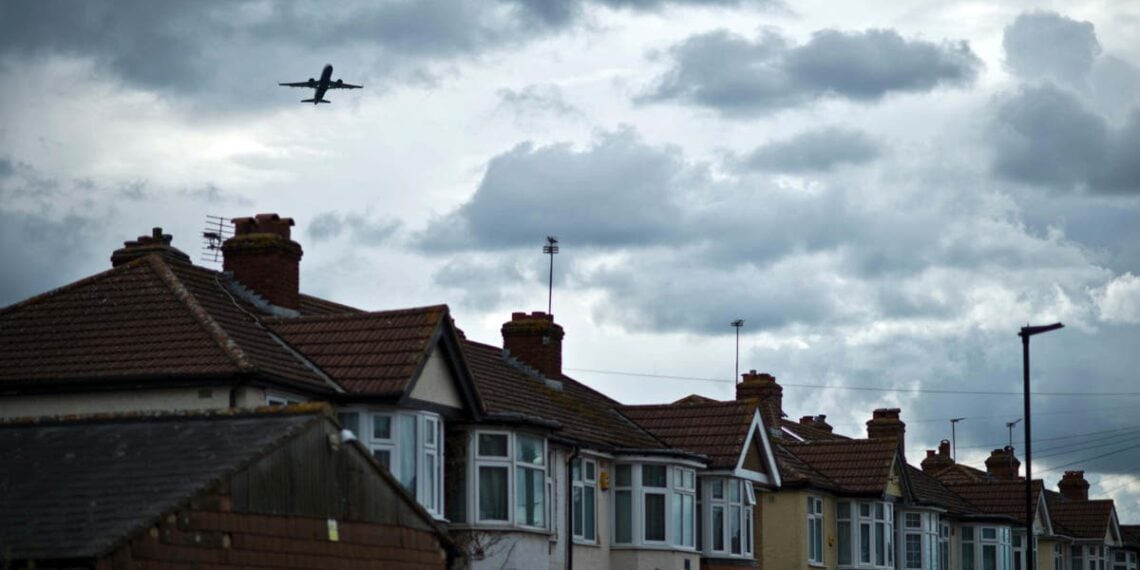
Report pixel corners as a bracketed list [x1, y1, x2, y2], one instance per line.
[470, 430, 548, 530]
[702, 476, 754, 559]
[837, 499, 894, 569]
[265, 392, 303, 406]
[1074, 545, 1107, 570]
[572, 457, 598, 543]
[337, 407, 445, 519]
[612, 460, 699, 551]
[899, 511, 940, 570]
[960, 524, 1013, 570]
[808, 495, 825, 565]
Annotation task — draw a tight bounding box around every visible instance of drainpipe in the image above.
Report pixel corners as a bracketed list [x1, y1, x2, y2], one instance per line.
[566, 446, 580, 570]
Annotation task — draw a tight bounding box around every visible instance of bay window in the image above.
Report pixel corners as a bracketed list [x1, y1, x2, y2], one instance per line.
[961, 525, 1013, 570]
[702, 477, 754, 558]
[808, 496, 824, 565]
[572, 457, 598, 543]
[612, 461, 698, 550]
[473, 431, 547, 529]
[337, 408, 444, 518]
[899, 511, 939, 570]
[837, 500, 894, 569]
[1112, 549, 1138, 570]
[1073, 545, 1107, 570]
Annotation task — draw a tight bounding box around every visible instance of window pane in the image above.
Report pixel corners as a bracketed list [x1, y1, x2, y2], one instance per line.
[907, 534, 922, 569]
[731, 505, 742, 554]
[586, 461, 596, 481]
[907, 512, 922, 528]
[573, 486, 584, 536]
[478, 433, 508, 457]
[478, 466, 508, 520]
[399, 416, 416, 492]
[876, 503, 885, 520]
[713, 506, 725, 551]
[585, 486, 596, 541]
[516, 466, 544, 526]
[425, 453, 436, 510]
[745, 508, 753, 554]
[683, 494, 694, 547]
[838, 521, 852, 564]
[984, 544, 997, 570]
[615, 490, 633, 543]
[964, 541, 975, 570]
[684, 469, 695, 490]
[516, 435, 544, 465]
[861, 503, 872, 518]
[616, 464, 632, 487]
[861, 523, 872, 563]
[983, 527, 997, 540]
[645, 493, 666, 541]
[876, 522, 885, 565]
[373, 415, 391, 439]
[644, 465, 667, 488]
[963, 526, 975, 541]
[572, 460, 581, 482]
[838, 501, 851, 520]
[712, 479, 724, 499]
[425, 418, 436, 446]
[672, 493, 682, 545]
[729, 479, 740, 502]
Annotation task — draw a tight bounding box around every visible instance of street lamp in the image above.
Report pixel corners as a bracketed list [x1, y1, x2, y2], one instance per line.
[1019, 322, 1063, 570]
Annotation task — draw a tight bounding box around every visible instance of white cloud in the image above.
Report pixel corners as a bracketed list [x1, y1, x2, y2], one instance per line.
[1095, 273, 1140, 324]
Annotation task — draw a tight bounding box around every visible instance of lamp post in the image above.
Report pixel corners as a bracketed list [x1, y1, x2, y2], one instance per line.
[1019, 322, 1063, 570]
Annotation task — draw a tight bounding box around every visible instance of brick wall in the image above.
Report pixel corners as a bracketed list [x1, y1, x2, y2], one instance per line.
[98, 506, 448, 569]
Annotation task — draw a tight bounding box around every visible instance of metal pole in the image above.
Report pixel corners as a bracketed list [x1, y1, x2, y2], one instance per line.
[731, 320, 744, 384]
[548, 249, 554, 315]
[1022, 332, 1034, 570]
[950, 418, 964, 461]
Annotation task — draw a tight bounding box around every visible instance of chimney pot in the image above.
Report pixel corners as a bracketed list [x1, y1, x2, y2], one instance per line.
[1058, 470, 1089, 501]
[866, 408, 907, 460]
[111, 226, 190, 267]
[501, 311, 564, 379]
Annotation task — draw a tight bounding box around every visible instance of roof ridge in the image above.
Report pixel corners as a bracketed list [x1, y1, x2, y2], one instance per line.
[0, 257, 139, 317]
[145, 256, 255, 371]
[268, 303, 449, 323]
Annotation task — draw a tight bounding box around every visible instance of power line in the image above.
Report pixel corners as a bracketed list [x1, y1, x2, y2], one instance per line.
[1034, 432, 1140, 461]
[957, 424, 1140, 451]
[908, 404, 1140, 424]
[1038, 440, 1140, 474]
[566, 367, 1140, 397]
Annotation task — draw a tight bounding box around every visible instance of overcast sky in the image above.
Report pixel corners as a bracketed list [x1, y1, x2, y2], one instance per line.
[2, 0, 1139, 520]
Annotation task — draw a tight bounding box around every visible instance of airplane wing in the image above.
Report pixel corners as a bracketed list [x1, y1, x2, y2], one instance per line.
[327, 81, 363, 90]
[279, 81, 315, 88]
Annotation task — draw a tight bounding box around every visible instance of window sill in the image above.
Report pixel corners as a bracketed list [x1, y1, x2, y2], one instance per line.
[572, 540, 602, 548]
[610, 544, 699, 553]
[448, 523, 552, 537]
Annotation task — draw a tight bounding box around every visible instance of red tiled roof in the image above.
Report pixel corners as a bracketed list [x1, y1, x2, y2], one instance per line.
[268, 306, 447, 397]
[1050, 499, 1115, 540]
[906, 465, 979, 515]
[929, 462, 991, 484]
[621, 400, 756, 469]
[942, 480, 1044, 524]
[461, 340, 663, 450]
[781, 438, 899, 495]
[0, 255, 331, 389]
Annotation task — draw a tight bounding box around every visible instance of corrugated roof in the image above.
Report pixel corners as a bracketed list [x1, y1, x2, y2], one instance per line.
[0, 409, 321, 559]
[268, 306, 446, 397]
[621, 400, 756, 469]
[461, 340, 663, 450]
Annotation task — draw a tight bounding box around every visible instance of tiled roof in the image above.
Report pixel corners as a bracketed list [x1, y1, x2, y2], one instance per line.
[0, 256, 332, 390]
[268, 306, 447, 397]
[775, 444, 839, 492]
[0, 408, 322, 559]
[1120, 525, 1140, 548]
[942, 479, 1044, 524]
[906, 465, 979, 515]
[621, 400, 756, 469]
[929, 462, 991, 484]
[1050, 499, 1115, 540]
[461, 340, 663, 450]
[780, 418, 851, 442]
[780, 438, 899, 495]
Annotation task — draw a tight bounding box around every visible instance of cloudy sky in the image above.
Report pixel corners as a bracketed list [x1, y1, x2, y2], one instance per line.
[3, 0, 1140, 519]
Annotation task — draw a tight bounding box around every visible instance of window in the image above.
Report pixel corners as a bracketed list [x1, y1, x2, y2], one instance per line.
[900, 511, 940, 570]
[1055, 544, 1065, 570]
[265, 393, 303, 406]
[1074, 546, 1108, 570]
[473, 431, 547, 528]
[836, 500, 893, 569]
[703, 477, 753, 558]
[808, 496, 824, 565]
[340, 409, 444, 518]
[613, 461, 698, 550]
[939, 521, 950, 570]
[573, 458, 598, 543]
[961, 525, 1012, 570]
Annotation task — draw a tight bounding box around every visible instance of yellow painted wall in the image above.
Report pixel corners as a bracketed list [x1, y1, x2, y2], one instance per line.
[761, 489, 837, 570]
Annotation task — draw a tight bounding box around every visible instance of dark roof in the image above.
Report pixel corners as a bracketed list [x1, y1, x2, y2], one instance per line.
[1120, 525, 1140, 548]
[0, 255, 337, 391]
[780, 438, 899, 495]
[906, 465, 979, 515]
[0, 408, 322, 559]
[1050, 500, 1116, 540]
[268, 306, 447, 397]
[775, 444, 838, 492]
[942, 479, 1044, 524]
[929, 462, 991, 484]
[461, 340, 662, 450]
[621, 400, 756, 469]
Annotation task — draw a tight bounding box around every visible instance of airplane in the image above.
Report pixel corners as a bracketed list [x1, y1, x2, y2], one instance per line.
[278, 64, 362, 104]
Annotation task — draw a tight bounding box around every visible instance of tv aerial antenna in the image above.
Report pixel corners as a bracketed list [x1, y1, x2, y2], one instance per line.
[201, 215, 233, 266]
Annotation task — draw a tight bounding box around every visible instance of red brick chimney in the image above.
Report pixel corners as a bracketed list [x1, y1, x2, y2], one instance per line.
[221, 214, 302, 310]
[921, 440, 954, 474]
[111, 227, 191, 267]
[737, 371, 784, 435]
[985, 447, 1021, 480]
[798, 415, 833, 433]
[866, 408, 907, 459]
[501, 311, 564, 379]
[1058, 470, 1089, 501]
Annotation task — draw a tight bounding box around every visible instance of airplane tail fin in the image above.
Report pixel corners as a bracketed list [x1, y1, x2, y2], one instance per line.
[301, 98, 330, 104]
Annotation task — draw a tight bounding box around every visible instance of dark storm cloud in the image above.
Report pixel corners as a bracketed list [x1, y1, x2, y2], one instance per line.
[990, 83, 1140, 193]
[737, 127, 881, 172]
[0, 208, 107, 308]
[306, 211, 400, 245]
[1003, 11, 1101, 86]
[641, 28, 981, 115]
[416, 128, 693, 250]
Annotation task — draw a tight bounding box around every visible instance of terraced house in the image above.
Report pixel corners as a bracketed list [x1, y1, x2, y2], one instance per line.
[1, 213, 1135, 570]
